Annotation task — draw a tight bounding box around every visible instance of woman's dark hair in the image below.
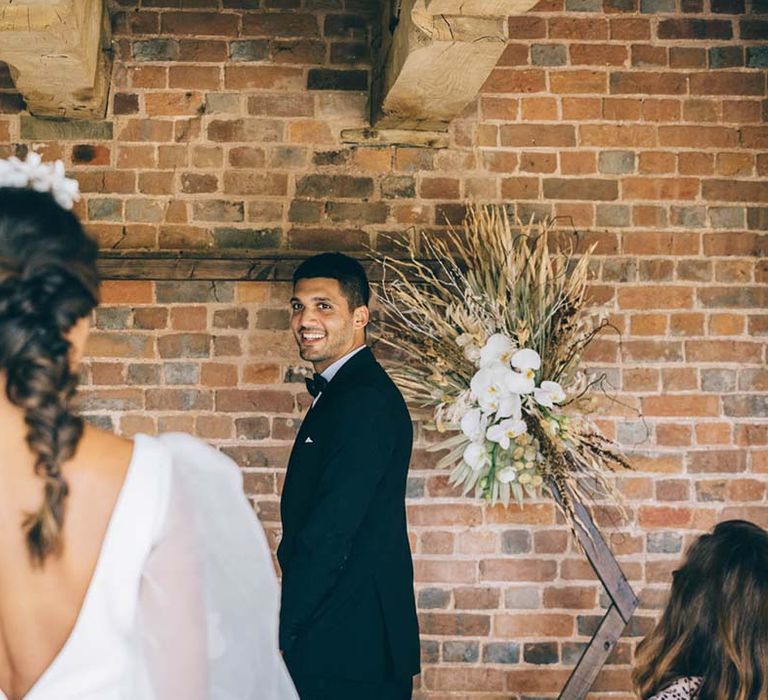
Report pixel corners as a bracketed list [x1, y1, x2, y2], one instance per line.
[633, 519, 768, 700]
[292, 252, 370, 309]
[0, 187, 100, 565]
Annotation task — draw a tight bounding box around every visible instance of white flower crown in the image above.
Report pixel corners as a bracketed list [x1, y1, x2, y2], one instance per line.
[0, 153, 80, 211]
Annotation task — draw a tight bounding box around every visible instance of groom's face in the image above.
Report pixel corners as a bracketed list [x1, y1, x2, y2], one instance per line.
[290, 277, 368, 373]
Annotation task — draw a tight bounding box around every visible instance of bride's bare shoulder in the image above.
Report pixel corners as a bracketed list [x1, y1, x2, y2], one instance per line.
[66, 425, 135, 486]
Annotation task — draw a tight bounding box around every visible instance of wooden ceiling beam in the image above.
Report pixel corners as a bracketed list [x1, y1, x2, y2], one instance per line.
[0, 0, 112, 119]
[372, 0, 539, 131]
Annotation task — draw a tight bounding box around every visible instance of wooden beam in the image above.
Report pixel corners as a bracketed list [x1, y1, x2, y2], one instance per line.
[372, 0, 538, 130]
[0, 0, 112, 119]
[97, 252, 410, 283]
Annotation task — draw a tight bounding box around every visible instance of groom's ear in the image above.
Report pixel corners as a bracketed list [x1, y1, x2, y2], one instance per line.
[352, 304, 369, 329]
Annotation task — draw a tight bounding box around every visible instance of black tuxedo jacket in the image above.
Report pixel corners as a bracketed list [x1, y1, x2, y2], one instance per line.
[277, 347, 420, 682]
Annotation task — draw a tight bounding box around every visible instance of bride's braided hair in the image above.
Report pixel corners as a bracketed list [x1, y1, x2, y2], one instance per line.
[0, 188, 99, 565]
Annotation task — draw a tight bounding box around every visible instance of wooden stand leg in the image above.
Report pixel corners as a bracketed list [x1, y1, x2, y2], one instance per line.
[551, 487, 639, 700]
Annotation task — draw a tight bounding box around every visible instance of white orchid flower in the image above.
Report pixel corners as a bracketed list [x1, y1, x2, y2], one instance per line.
[470, 365, 520, 416]
[460, 408, 487, 442]
[486, 417, 528, 450]
[510, 348, 541, 379]
[496, 466, 518, 483]
[463, 442, 490, 471]
[533, 380, 566, 408]
[507, 370, 535, 395]
[479, 333, 515, 368]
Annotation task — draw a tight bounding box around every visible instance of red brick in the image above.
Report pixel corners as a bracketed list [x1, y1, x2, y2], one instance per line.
[162, 12, 239, 36]
[494, 613, 573, 637]
[501, 177, 540, 199]
[454, 587, 501, 609]
[642, 395, 720, 417]
[658, 126, 738, 148]
[414, 561, 477, 584]
[562, 97, 602, 119]
[215, 389, 294, 413]
[603, 97, 642, 120]
[618, 287, 692, 309]
[570, 44, 627, 66]
[169, 66, 220, 90]
[225, 66, 303, 90]
[550, 70, 607, 94]
[678, 152, 714, 176]
[482, 69, 546, 94]
[638, 151, 676, 174]
[408, 504, 483, 527]
[508, 16, 546, 38]
[542, 586, 597, 609]
[422, 667, 504, 692]
[716, 152, 754, 177]
[520, 97, 557, 120]
[695, 422, 732, 445]
[610, 18, 651, 40]
[500, 124, 575, 147]
[686, 340, 762, 363]
[579, 124, 655, 147]
[655, 478, 691, 501]
[690, 72, 764, 96]
[683, 99, 720, 122]
[101, 280, 154, 304]
[638, 506, 692, 528]
[549, 17, 608, 40]
[480, 97, 519, 120]
[560, 152, 596, 175]
[480, 559, 557, 582]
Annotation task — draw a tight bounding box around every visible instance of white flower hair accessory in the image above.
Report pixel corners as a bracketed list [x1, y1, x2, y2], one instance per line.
[0, 153, 80, 211]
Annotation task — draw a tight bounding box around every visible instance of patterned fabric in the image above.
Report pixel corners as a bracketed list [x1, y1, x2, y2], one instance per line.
[649, 676, 703, 700]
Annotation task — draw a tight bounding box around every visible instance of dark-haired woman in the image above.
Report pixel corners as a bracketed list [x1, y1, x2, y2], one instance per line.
[0, 161, 297, 700]
[633, 519, 768, 700]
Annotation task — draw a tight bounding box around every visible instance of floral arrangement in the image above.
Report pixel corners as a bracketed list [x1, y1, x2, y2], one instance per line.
[375, 204, 630, 532]
[0, 153, 80, 210]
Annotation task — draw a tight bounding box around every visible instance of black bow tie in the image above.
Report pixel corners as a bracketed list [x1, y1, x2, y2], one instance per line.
[305, 373, 328, 398]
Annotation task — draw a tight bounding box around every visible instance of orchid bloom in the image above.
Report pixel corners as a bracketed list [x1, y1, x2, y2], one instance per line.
[486, 417, 528, 450]
[479, 333, 514, 368]
[533, 380, 566, 408]
[510, 348, 541, 379]
[460, 408, 487, 443]
[470, 365, 521, 417]
[463, 442, 490, 471]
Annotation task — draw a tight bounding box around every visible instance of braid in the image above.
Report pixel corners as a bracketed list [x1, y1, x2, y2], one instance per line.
[0, 188, 99, 566]
[2, 271, 88, 563]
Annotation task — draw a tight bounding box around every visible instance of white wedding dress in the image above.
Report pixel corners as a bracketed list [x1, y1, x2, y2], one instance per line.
[1, 433, 297, 700]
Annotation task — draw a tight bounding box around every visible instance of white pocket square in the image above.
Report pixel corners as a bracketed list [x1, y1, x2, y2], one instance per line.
[304, 436, 314, 444]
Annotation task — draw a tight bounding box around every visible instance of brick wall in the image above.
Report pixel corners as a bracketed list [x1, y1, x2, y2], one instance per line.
[1, 0, 767, 696]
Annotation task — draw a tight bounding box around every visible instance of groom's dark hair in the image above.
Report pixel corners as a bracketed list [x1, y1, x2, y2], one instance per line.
[293, 252, 370, 309]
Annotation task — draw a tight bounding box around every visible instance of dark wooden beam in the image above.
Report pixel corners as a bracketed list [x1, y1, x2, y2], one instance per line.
[97, 251, 403, 282]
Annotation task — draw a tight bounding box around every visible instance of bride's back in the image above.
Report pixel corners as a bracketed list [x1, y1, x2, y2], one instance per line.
[0, 185, 106, 700]
[0, 429, 134, 700]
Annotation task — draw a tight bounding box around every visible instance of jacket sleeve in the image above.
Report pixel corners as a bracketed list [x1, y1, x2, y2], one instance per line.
[279, 388, 395, 652]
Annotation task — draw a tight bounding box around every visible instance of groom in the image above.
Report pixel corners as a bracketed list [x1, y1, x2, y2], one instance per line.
[277, 252, 420, 700]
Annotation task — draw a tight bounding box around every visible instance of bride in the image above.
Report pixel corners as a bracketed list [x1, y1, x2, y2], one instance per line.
[0, 156, 297, 700]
